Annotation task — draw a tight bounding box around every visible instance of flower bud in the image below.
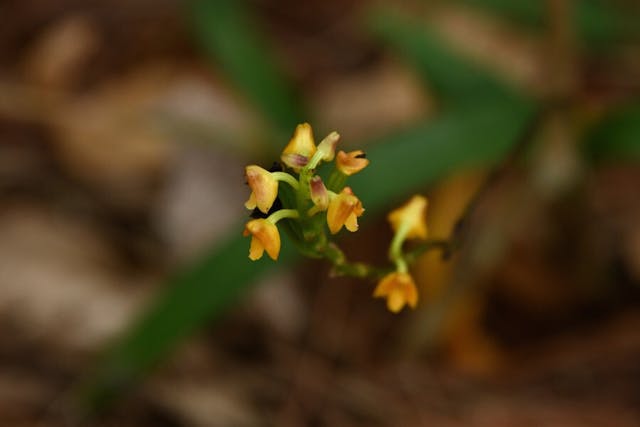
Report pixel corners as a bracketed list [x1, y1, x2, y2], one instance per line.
[310, 176, 329, 211]
[316, 131, 340, 162]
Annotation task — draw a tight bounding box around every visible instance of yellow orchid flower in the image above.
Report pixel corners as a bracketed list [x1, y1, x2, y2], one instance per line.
[373, 271, 418, 313]
[326, 187, 364, 234]
[336, 150, 369, 176]
[243, 218, 281, 261]
[281, 123, 317, 171]
[244, 165, 279, 214]
[388, 195, 428, 240]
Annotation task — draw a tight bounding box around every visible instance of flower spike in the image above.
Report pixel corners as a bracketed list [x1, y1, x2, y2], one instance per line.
[281, 123, 317, 171]
[245, 165, 279, 214]
[388, 195, 428, 240]
[243, 124, 436, 314]
[326, 187, 364, 234]
[373, 271, 418, 313]
[336, 150, 369, 176]
[243, 219, 281, 260]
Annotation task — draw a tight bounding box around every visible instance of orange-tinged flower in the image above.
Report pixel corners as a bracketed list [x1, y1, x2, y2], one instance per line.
[245, 165, 279, 214]
[336, 150, 369, 176]
[243, 219, 281, 260]
[388, 195, 428, 240]
[281, 123, 317, 171]
[373, 271, 418, 313]
[326, 187, 364, 234]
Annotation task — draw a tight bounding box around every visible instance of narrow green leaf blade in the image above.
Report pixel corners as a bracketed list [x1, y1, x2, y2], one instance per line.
[353, 99, 536, 212]
[79, 231, 296, 411]
[457, 0, 640, 46]
[367, 7, 521, 108]
[584, 103, 640, 162]
[190, 0, 303, 134]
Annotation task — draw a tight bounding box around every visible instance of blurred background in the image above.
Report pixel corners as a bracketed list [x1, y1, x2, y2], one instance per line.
[1, 0, 640, 425]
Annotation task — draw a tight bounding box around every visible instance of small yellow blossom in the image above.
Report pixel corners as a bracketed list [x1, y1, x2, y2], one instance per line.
[326, 187, 364, 234]
[245, 165, 279, 214]
[336, 150, 369, 176]
[281, 123, 317, 171]
[388, 195, 428, 240]
[243, 219, 281, 261]
[373, 271, 418, 313]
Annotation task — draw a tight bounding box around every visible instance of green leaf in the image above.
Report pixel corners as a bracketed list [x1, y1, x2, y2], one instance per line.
[353, 99, 536, 212]
[584, 102, 640, 162]
[457, 0, 640, 46]
[79, 230, 297, 411]
[189, 0, 303, 136]
[367, 7, 521, 108]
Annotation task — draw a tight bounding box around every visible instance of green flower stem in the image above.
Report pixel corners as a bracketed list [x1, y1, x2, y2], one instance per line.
[332, 261, 388, 279]
[267, 209, 299, 224]
[307, 205, 322, 217]
[394, 258, 408, 274]
[318, 242, 387, 279]
[271, 172, 299, 190]
[296, 170, 312, 217]
[326, 169, 348, 192]
[306, 148, 325, 171]
[319, 242, 345, 264]
[389, 222, 410, 262]
[403, 238, 452, 264]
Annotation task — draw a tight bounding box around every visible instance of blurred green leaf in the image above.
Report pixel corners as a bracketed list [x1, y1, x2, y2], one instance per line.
[458, 0, 640, 46]
[80, 231, 297, 411]
[354, 99, 535, 212]
[190, 0, 303, 136]
[584, 103, 640, 162]
[80, 98, 535, 412]
[459, 0, 542, 27]
[367, 7, 521, 108]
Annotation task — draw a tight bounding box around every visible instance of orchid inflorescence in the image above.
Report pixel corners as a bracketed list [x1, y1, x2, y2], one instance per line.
[243, 123, 436, 313]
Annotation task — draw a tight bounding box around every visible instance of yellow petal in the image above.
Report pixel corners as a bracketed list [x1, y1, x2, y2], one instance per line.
[326, 187, 363, 234]
[387, 288, 406, 313]
[373, 272, 396, 297]
[249, 236, 265, 260]
[405, 280, 418, 308]
[388, 195, 428, 240]
[244, 219, 281, 261]
[336, 150, 369, 176]
[244, 192, 257, 210]
[344, 212, 359, 232]
[281, 123, 316, 170]
[245, 165, 279, 214]
[373, 272, 419, 312]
